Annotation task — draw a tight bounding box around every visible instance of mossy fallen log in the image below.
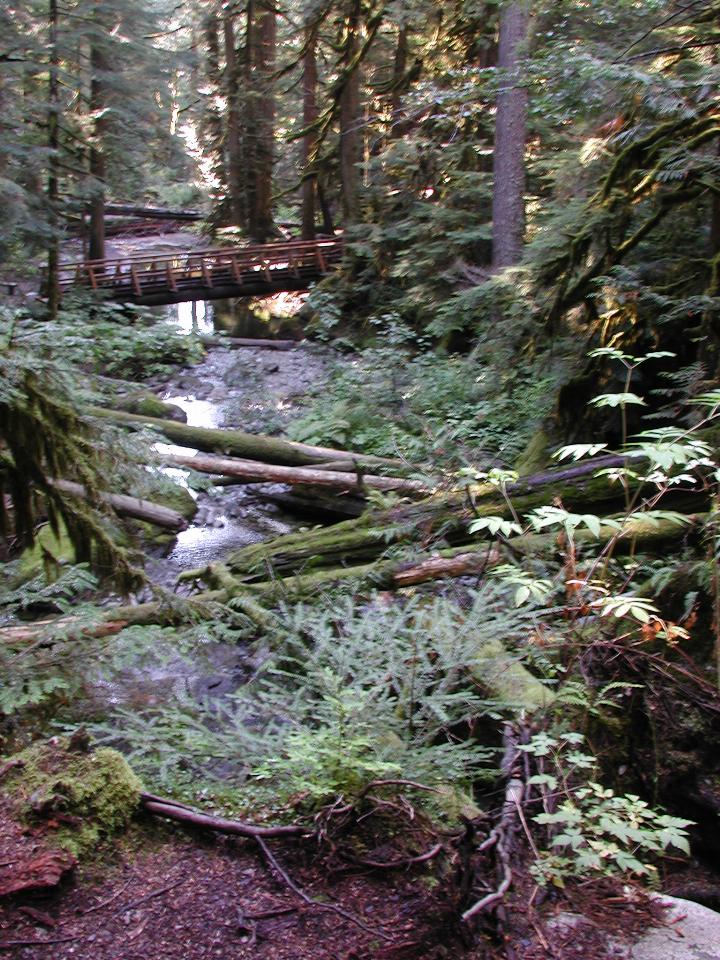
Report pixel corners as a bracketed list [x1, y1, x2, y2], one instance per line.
[186, 513, 708, 601]
[221, 453, 705, 581]
[88, 406, 406, 471]
[0, 737, 142, 858]
[50, 479, 190, 531]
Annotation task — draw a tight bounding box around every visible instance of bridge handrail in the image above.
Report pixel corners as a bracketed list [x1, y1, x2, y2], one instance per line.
[59, 238, 343, 276]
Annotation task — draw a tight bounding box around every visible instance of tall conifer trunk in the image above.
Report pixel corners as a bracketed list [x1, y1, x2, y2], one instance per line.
[301, 25, 318, 240]
[47, 0, 60, 320]
[88, 24, 107, 263]
[248, 1, 275, 241]
[389, 25, 408, 140]
[491, 2, 528, 270]
[339, 0, 362, 223]
[223, 10, 244, 229]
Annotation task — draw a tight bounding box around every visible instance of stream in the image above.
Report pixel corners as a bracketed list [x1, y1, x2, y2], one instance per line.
[86, 296, 334, 712]
[145, 296, 331, 587]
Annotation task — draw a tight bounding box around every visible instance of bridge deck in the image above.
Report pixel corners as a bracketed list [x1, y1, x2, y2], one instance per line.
[59, 238, 343, 306]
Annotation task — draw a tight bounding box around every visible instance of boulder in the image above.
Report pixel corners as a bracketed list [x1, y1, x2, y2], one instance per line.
[630, 896, 720, 960]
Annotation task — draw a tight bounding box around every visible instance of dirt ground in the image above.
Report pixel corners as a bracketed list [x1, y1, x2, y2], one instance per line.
[0, 812, 476, 960]
[1, 806, 678, 960]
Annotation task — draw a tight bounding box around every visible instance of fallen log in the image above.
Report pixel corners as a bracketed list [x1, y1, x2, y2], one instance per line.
[220, 453, 710, 581]
[104, 203, 202, 221]
[199, 335, 298, 351]
[88, 407, 407, 472]
[49, 479, 190, 531]
[165, 451, 431, 496]
[187, 513, 707, 602]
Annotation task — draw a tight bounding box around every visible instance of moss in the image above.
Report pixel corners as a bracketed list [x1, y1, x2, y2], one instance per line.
[16, 522, 75, 582]
[515, 429, 552, 476]
[1, 737, 142, 857]
[116, 391, 186, 422]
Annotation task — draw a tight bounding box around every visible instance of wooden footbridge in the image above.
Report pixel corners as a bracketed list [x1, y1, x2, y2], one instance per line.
[59, 238, 343, 306]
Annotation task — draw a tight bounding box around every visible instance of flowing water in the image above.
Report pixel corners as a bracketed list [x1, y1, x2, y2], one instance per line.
[82, 297, 334, 713]
[145, 296, 330, 586]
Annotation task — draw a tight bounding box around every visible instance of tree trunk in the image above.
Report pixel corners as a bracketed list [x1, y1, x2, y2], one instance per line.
[389, 26, 408, 139]
[223, 11, 244, 229]
[200, 5, 228, 208]
[301, 24, 318, 240]
[165, 451, 431, 495]
[246, 0, 276, 241]
[88, 27, 107, 263]
[491, 2, 529, 270]
[47, 0, 60, 320]
[88, 406, 407, 470]
[339, 0, 362, 224]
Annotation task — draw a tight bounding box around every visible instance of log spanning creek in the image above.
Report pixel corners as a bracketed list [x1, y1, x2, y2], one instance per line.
[85, 299, 336, 711]
[147, 298, 333, 586]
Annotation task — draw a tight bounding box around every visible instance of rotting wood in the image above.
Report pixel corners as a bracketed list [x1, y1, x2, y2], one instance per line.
[164, 451, 431, 496]
[49, 479, 190, 530]
[88, 405, 407, 471]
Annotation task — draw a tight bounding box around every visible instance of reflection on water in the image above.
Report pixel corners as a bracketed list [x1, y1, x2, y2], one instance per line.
[172, 300, 215, 336]
[165, 294, 305, 340]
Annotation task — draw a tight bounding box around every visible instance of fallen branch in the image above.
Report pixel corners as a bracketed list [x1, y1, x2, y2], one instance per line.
[140, 796, 306, 838]
[342, 842, 443, 870]
[112, 876, 185, 916]
[254, 836, 393, 941]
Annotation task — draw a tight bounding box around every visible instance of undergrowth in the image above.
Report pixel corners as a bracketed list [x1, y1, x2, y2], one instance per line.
[288, 322, 553, 466]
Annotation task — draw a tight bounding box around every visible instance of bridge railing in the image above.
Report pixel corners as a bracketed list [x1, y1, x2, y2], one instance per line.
[59, 238, 344, 295]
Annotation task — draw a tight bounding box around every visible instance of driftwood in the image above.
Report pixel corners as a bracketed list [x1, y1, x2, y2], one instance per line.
[88, 406, 406, 471]
[199, 335, 298, 351]
[165, 451, 431, 496]
[49, 479, 190, 531]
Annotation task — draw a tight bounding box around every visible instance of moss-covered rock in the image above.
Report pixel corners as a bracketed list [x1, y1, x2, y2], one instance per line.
[16, 522, 76, 583]
[1, 736, 142, 857]
[117, 391, 187, 423]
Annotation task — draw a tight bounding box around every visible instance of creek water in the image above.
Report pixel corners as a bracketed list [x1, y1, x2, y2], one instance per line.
[145, 296, 330, 586]
[83, 297, 332, 714]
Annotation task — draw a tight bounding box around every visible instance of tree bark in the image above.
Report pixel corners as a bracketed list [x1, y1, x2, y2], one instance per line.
[223, 10, 244, 229]
[301, 24, 318, 240]
[339, 0, 362, 223]
[165, 451, 431, 495]
[491, 2, 529, 270]
[47, 0, 60, 320]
